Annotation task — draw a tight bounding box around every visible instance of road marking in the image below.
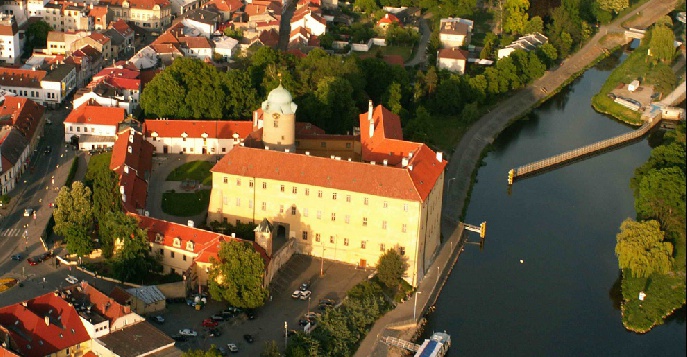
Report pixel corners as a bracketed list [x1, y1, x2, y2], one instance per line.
[2, 228, 21, 237]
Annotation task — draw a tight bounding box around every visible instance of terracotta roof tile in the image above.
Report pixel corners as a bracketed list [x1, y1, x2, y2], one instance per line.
[0, 97, 45, 140]
[59, 282, 132, 325]
[0, 68, 46, 88]
[438, 47, 468, 60]
[143, 120, 254, 139]
[65, 104, 126, 125]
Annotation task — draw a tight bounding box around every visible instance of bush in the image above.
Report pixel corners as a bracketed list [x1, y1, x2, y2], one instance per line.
[0, 194, 10, 204]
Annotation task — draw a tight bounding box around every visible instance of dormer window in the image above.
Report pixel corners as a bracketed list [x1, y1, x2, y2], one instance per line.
[173, 237, 181, 248]
[155, 233, 163, 243]
[186, 241, 194, 251]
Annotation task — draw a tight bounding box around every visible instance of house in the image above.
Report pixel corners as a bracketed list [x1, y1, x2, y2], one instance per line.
[109, 127, 153, 213]
[143, 119, 253, 154]
[0, 14, 21, 64]
[72, 32, 113, 62]
[497, 32, 548, 59]
[91, 319, 178, 357]
[439, 17, 473, 48]
[0, 97, 45, 195]
[41, 1, 94, 32]
[290, 7, 326, 36]
[203, 0, 243, 21]
[179, 36, 213, 59]
[213, 36, 239, 60]
[45, 31, 88, 56]
[129, 46, 159, 69]
[437, 47, 468, 74]
[255, 28, 279, 48]
[67, 45, 104, 88]
[0, 65, 76, 108]
[90, 5, 109, 30]
[63, 103, 126, 149]
[125, 286, 166, 314]
[170, 0, 204, 16]
[108, 19, 135, 50]
[180, 8, 222, 37]
[98, 0, 173, 31]
[376, 13, 401, 31]
[0, 292, 92, 357]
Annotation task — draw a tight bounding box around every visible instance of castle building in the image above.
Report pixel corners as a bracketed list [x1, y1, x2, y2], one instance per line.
[207, 86, 446, 286]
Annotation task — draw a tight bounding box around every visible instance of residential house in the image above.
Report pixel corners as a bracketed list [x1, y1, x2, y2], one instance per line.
[73, 65, 141, 114]
[0, 292, 92, 357]
[129, 45, 159, 69]
[180, 8, 221, 37]
[42, 1, 94, 32]
[0, 14, 20, 64]
[72, 32, 113, 62]
[45, 31, 87, 56]
[437, 47, 468, 74]
[212, 35, 238, 59]
[170, 0, 204, 16]
[376, 13, 401, 31]
[99, 0, 173, 31]
[108, 19, 135, 50]
[439, 17, 473, 48]
[67, 45, 104, 88]
[109, 126, 152, 213]
[203, 0, 242, 20]
[290, 7, 325, 36]
[0, 97, 45, 195]
[124, 286, 166, 314]
[90, 5, 109, 30]
[103, 28, 126, 60]
[497, 32, 548, 59]
[178, 35, 212, 59]
[63, 103, 126, 149]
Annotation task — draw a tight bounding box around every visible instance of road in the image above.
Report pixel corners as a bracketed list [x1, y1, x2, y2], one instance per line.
[405, 18, 430, 67]
[277, 0, 297, 51]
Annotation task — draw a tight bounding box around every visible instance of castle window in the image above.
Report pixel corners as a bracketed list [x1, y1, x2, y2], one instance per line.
[331, 213, 336, 221]
[330, 236, 335, 244]
[280, 185, 285, 192]
[317, 210, 322, 219]
[402, 224, 407, 233]
[362, 217, 368, 226]
[302, 231, 308, 240]
[332, 193, 337, 200]
[223, 177, 228, 184]
[344, 238, 349, 246]
[186, 241, 194, 251]
[292, 187, 297, 194]
[380, 243, 386, 252]
[303, 208, 309, 217]
[317, 190, 322, 198]
[236, 179, 241, 186]
[159, 248, 164, 255]
[315, 233, 321, 242]
[236, 198, 241, 206]
[249, 181, 254, 187]
[364, 197, 369, 205]
[345, 215, 350, 224]
[170, 251, 175, 258]
[261, 202, 266, 210]
[305, 188, 310, 196]
[183, 255, 187, 261]
[404, 203, 409, 212]
[382, 221, 387, 230]
[292, 206, 296, 215]
[173, 237, 181, 248]
[280, 205, 284, 213]
[361, 241, 366, 249]
[383, 201, 388, 208]
[274, 120, 278, 127]
[346, 195, 351, 203]
[400, 247, 406, 256]
[263, 182, 267, 189]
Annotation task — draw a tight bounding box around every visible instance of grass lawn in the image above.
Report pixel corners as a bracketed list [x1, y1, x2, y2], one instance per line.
[378, 45, 413, 60]
[426, 115, 473, 153]
[161, 190, 211, 217]
[166, 161, 213, 185]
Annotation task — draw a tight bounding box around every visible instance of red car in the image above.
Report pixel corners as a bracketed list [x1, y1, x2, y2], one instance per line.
[202, 319, 218, 328]
[27, 257, 42, 266]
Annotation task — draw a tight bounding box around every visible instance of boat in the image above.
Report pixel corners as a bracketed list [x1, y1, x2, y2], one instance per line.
[414, 331, 451, 357]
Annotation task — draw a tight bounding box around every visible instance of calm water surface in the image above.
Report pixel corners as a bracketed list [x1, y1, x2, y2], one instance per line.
[425, 53, 687, 356]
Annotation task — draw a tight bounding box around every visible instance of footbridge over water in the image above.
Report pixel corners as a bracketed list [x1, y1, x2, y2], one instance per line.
[508, 118, 661, 184]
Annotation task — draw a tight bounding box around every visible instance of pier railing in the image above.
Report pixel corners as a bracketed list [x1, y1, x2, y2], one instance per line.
[510, 119, 659, 180]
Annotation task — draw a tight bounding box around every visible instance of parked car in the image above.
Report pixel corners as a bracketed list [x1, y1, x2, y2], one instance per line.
[226, 343, 239, 353]
[23, 208, 34, 217]
[245, 309, 256, 320]
[300, 281, 310, 291]
[217, 346, 228, 356]
[211, 314, 226, 321]
[44, 146, 52, 154]
[65, 275, 78, 284]
[27, 257, 41, 266]
[11, 254, 22, 261]
[151, 315, 165, 324]
[202, 319, 218, 328]
[178, 329, 197, 337]
[299, 290, 311, 300]
[243, 334, 254, 343]
[291, 290, 302, 299]
[208, 328, 222, 337]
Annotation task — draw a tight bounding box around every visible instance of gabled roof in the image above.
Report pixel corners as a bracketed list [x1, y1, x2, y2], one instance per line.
[65, 104, 126, 125]
[110, 128, 153, 177]
[204, 0, 243, 13]
[0, 68, 46, 88]
[89, 5, 109, 18]
[0, 292, 90, 356]
[438, 47, 468, 60]
[126, 286, 165, 304]
[110, 19, 134, 37]
[1, 97, 45, 140]
[257, 28, 279, 48]
[58, 281, 133, 325]
[143, 119, 254, 139]
[0, 128, 28, 173]
[179, 36, 212, 49]
[377, 13, 401, 26]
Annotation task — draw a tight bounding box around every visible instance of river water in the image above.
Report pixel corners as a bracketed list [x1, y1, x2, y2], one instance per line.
[425, 53, 687, 356]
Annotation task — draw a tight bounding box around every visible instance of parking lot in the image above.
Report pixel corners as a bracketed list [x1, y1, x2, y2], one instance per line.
[154, 254, 371, 355]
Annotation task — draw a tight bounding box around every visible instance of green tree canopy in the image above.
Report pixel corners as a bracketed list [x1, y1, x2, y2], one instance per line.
[25, 21, 52, 53]
[376, 249, 408, 288]
[84, 153, 122, 226]
[648, 24, 676, 64]
[183, 347, 223, 357]
[110, 214, 161, 283]
[616, 219, 673, 278]
[503, 0, 530, 35]
[54, 181, 94, 257]
[597, 0, 629, 13]
[635, 167, 686, 227]
[208, 240, 268, 309]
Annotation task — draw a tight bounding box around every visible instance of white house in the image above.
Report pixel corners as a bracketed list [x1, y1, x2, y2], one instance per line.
[179, 36, 213, 59]
[439, 17, 473, 48]
[64, 103, 126, 150]
[142, 119, 254, 154]
[0, 14, 22, 64]
[181, 8, 221, 37]
[0, 64, 77, 109]
[497, 32, 548, 59]
[213, 36, 239, 60]
[290, 8, 326, 36]
[437, 47, 468, 74]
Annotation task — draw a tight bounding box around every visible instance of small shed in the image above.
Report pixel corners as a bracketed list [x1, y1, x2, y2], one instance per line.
[126, 285, 166, 314]
[628, 80, 640, 92]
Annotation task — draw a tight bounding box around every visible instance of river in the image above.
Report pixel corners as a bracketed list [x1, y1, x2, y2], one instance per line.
[424, 52, 687, 356]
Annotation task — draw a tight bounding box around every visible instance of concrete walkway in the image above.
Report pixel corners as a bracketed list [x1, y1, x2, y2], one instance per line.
[355, 1, 678, 356]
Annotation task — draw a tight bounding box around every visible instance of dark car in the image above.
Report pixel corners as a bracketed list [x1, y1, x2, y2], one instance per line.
[208, 328, 222, 337]
[243, 334, 254, 343]
[298, 318, 312, 326]
[11, 254, 22, 261]
[245, 309, 256, 320]
[44, 146, 52, 154]
[202, 318, 218, 328]
[211, 314, 226, 321]
[300, 281, 310, 291]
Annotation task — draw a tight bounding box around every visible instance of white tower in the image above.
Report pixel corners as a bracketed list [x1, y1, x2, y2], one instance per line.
[261, 83, 297, 153]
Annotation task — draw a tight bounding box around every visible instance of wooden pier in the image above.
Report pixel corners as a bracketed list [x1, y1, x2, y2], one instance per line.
[508, 118, 661, 183]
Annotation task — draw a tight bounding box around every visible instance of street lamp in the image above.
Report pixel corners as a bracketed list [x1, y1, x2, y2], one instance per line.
[284, 321, 288, 349]
[413, 291, 422, 321]
[447, 177, 456, 191]
[320, 244, 326, 276]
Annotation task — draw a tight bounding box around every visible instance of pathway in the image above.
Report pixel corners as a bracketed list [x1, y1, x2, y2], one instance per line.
[405, 18, 430, 67]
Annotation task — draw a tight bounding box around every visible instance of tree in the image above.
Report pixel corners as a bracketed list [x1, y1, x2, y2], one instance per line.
[524, 16, 544, 34]
[376, 249, 408, 288]
[208, 240, 269, 309]
[110, 214, 161, 283]
[84, 153, 121, 226]
[537, 43, 558, 67]
[503, 0, 530, 35]
[223, 70, 260, 118]
[354, 0, 379, 14]
[648, 24, 676, 64]
[480, 33, 497, 59]
[597, 0, 629, 13]
[54, 182, 94, 258]
[183, 347, 223, 357]
[100, 211, 139, 258]
[224, 28, 243, 39]
[261, 341, 281, 357]
[635, 167, 686, 227]
[615, 219, 673, 278]
[25, 20, 52, 53]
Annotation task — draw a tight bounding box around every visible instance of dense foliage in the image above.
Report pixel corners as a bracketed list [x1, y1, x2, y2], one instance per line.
[54, 182, 94, 258]
[617, 123, 686, 332]
[24, 21, 52, 55]
[376, 249, 409, 288]
[208, 240, 269, 309]
[285, 279, 391, 357]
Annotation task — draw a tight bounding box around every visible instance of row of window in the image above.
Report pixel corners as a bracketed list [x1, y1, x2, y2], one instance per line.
[154, 247, 188, 261]
[222, 178, 411, 211]
[68, 126, 98, 133]
[301, 232, 406, 254]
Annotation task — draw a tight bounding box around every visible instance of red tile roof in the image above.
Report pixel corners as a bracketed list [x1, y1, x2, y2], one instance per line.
[130, 213, 270, 265]
[106, 76, 141, 91]
[88, 5, 108, 18]
[0, 68, 46, 88]
[205, 0, 243, 13]
[0, 97, 45, 140]
[110, 128, 153, 177]
[65, 104, 126, 125]
[179, 36, 212, 49]
[59, 282, 132, 324]
[110, 19, 134, 37]
[377, 13, 401, 26]
[0, 293, 90, 356]
[257, 28, 279, 48]
[94, 67, 140, 81]
[438, 47, 468, 60]
[89, 32, 111, 45]
[0, 346, 20, 357]
[143, 119, 254, 139]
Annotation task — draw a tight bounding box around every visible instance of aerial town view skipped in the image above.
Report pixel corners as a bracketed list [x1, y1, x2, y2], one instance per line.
[0, 0, 684, 355]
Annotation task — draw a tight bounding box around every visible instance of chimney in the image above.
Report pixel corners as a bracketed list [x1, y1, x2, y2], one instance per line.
[45, 316, 50, 326]
[285, 148, 290, 153]
[367, 100, 373, 121]
[383, 159, 388, 166]
[188, 220, 194, 227]
[231, 233, 235, 238]
[436, 152, 443, 162]
[305, 151, 310, 156]
[370, 161, 376, 165]
[408, 152, 413, 159]
[17, 102, 20, 109]
[265, 145, 270, 150]
[408, 165, 413, 171]
[402, 157, 408, 167]
[330, 155, 335, 159]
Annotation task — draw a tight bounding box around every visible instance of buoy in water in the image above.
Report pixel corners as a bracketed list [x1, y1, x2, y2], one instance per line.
[520, 259, 524, 264]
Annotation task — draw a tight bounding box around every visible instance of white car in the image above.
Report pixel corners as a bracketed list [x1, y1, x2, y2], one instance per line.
[300, 290, 312, 300]
[226, 343, 239, 353]
[178, 329, 197, 337]
[152, 315, 165, 324]
[291, 290, 302, 299]
[65, 275, 78, 284]
[23, 208, 34, 217]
